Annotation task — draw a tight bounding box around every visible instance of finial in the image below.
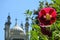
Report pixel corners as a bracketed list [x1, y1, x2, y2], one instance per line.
[15, 18, 17, 25]
[5, 12, 11, 25]
[7, 12, 11, 23]
[7, 12, 10, 19]
[26, 17, 29, 21]
[21, 22, 23, 28]
[21, 21, 23, 27]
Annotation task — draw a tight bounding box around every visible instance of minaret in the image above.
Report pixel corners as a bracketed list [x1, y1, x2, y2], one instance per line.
[4, 14, 11, 40]
[15, 18, 17, 26]
[25, 17, 29, 40]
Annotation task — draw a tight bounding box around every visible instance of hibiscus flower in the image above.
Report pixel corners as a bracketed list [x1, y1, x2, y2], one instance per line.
[38, 7, 57, 37]
[38, 7, 57, 27]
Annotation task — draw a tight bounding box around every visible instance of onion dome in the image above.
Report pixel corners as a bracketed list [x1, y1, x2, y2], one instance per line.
[12, 19, 24, 32]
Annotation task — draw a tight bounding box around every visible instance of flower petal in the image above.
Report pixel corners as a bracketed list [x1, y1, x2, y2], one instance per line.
[40, 10, 46, 15]
[49, 9, 54, 15]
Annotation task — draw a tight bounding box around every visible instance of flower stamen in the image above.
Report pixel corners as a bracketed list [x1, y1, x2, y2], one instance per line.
[46, 13, 51, 20]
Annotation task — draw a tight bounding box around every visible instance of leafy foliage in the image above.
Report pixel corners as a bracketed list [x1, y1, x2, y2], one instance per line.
[51, 0, 60, 40]
[30, 24, 48, 40]
[24, 0, 60, 40]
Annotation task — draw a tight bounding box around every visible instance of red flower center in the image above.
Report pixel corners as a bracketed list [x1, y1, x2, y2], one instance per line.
[44, 13, 52, 20]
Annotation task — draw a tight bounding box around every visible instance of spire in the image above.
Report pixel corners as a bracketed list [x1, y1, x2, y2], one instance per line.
[5, 13, 11, 25]
[21, 21, 23, 29]
[26, 17, 29, 21]
[21, 21, 23, 26]
[15, 18, 17, 25]
[7, 13, 10, 22]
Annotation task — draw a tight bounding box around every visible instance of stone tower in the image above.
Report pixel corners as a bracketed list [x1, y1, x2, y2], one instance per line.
[4, 15, 11, 40]
[25, 17, 29, 40]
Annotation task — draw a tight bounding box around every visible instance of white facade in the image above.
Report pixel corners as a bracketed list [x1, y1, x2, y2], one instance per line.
[9, 24, 26, 40]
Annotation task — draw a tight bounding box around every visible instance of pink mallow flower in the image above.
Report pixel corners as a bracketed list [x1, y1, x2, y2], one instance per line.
[38, 7, 57, 37]
[38, 7, 57, 27]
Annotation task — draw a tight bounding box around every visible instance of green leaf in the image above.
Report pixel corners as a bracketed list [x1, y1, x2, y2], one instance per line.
[25, 9, 32, 16]
[55, 0, 60, 5]
[52, 30, 60, 40]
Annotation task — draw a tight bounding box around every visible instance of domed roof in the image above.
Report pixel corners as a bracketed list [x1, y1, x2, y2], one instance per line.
[12, 19, 24, 32]
[12, 24, 24, 31]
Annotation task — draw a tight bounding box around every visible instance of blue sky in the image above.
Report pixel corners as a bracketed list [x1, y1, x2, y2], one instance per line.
[0, 0, 51, 40]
